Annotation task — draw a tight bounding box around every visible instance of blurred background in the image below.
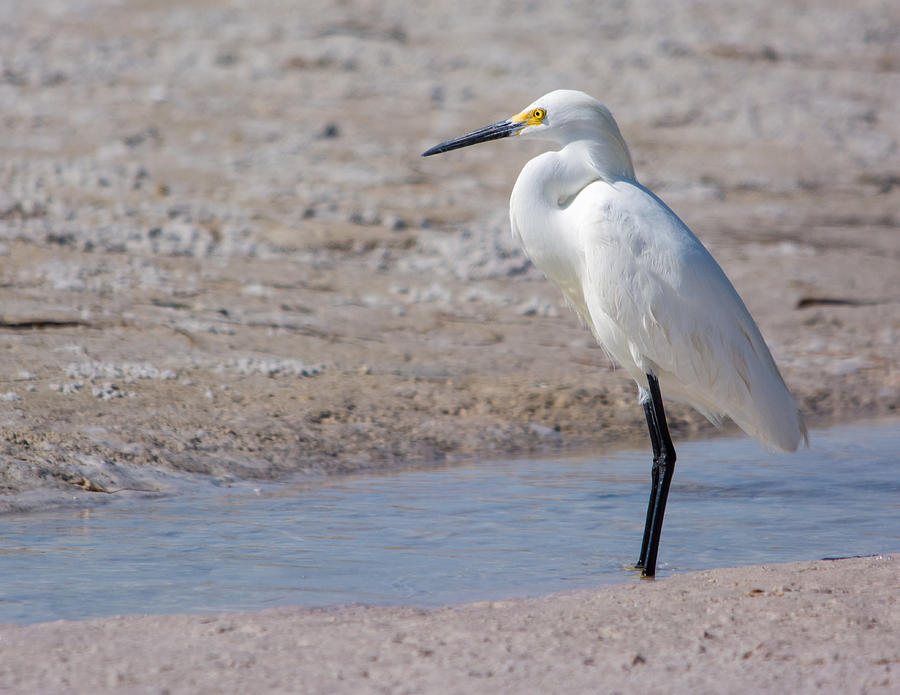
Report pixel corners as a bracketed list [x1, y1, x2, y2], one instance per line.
[0, 0, 898, 505]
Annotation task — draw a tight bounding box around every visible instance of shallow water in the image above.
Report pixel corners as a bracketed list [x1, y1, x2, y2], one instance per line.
[1, 421, 898, 625]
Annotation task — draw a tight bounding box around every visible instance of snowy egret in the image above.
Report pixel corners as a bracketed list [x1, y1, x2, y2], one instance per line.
[422, 90, 807, 577]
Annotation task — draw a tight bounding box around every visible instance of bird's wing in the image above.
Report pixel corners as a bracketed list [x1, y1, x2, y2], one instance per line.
[574, 180, 804, 451]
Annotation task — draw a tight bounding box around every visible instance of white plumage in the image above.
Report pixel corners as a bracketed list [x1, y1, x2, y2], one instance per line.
[505, 90, 806, 453]
[423, 89, 807, 575]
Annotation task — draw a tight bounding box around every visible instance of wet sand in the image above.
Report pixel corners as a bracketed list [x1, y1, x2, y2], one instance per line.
[0, 0, 898, 691]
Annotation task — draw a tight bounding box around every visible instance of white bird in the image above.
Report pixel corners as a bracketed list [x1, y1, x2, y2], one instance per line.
[422, 89, 807, 576]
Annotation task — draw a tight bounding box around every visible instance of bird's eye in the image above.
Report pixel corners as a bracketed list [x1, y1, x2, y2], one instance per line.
[532, 108, 545, 120]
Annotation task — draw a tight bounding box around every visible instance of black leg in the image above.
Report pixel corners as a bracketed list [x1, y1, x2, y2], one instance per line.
[635, 399, 660, 570]
[636, 373, 676, 578]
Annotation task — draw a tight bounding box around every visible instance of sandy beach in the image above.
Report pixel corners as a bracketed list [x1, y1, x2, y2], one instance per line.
[1, 0, 898, 691]
[0, 555, 896, 694]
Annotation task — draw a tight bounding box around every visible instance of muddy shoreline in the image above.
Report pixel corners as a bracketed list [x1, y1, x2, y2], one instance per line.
[1, 0, 898, 514]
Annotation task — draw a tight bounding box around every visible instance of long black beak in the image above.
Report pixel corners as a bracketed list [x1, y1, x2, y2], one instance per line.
[422, 119, 524, 157]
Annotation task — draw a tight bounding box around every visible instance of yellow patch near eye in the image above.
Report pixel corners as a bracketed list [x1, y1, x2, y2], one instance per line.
[511, 107, 546, 126]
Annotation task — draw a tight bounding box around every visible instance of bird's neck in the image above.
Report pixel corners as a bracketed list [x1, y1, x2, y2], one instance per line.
[536, 139, 636, 209]
[509, 136, 636, 315]
[566, 138, 635, 185]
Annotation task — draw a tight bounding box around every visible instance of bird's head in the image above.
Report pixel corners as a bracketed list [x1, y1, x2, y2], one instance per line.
[422, 89, 629, 156]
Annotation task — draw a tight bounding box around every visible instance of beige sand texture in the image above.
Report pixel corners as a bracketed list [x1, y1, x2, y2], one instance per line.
[1, 0, 899, 692]
[0, 555, 897, 694]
